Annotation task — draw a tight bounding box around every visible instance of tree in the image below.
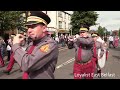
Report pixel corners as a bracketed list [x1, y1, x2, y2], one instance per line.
[70, 11, 98, 35]
[97, 26, 105, 37]
[106, 31, 110, 36]
[0, 11, 25, 36]
[97, 26, 109, 37]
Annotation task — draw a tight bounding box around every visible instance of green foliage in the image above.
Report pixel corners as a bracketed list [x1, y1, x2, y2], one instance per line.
[106, 31, 110, 35]
[70, 11, 98, 35]
[0, 11, 25, 33]
[97, 26, 108, 37]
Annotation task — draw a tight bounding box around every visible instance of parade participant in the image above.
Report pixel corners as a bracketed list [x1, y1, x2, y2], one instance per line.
[103, 42, 109, 61]
[60, 34, 65, 47]
[91, 33, 105, 78]
[113, 35, 119, 48]
[7, 34, 15, 61]
[104, 36, 107, 43]
[67, 36, 74, 49]
[73, 25, 97, 79]
[108, 35, 115, 48]
[0, 37, 6, 59]
[0, 37, 5, 68]
[12, 11, 58, 79]
[97, 35, 104, 44]
[2, 36, 27, 75]
[97, 34, 109, 61]
[0, 54, 4, 68]
[2, 53, 15, 74]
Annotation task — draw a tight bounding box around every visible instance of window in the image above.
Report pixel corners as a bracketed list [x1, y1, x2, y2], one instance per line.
[68, 15, 70, 20]
[68, 23, 71, 29]
[59, 21, 62, 29]
[65, 22, 66, 29]
[64, 13, 66, 19]
[58, 11, 63, 18]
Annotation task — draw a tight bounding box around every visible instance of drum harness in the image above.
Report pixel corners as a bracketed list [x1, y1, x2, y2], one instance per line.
[76, 42, 97, 65]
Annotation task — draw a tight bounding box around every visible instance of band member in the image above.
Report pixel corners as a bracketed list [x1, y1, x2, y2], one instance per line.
[97, 35, 109, 61]
[3, 35, 26, 75]
[92, 33, 105, 77]
[0, 37, 5, 68]
[73, 25, 97, 79]
[104, 44, 109, 61]
[12, 11, 59, 79]
[67, 36, 74, 49]
[114, 35, 119, 48]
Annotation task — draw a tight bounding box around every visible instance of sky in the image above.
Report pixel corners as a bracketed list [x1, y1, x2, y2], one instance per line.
[90, 11, 120, 31]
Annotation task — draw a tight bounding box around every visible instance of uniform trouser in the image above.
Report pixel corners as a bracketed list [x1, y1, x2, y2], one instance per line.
[109, 41, 114, 48]
[6, 53, 15, 71]
[106, 51, 108, 61]
[0, 51, 5, 67]
[114, 40, 119, 47]
[61, 41, 65, 47]
[73, 58, 96, 79]
[7, 51, 11, 61]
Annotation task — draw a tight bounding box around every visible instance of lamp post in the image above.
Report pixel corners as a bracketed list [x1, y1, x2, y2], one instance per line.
[46, 11, 47, 14]
[25, 11, 28, 22]
[71, 28, 72, 36]
[104, 30, 106, 37]
[69, 24, 72, 36]
[105, 28, 107, 36]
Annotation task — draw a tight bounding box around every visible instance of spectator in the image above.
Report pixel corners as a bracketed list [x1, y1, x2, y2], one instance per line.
[108, 35, 115, 48]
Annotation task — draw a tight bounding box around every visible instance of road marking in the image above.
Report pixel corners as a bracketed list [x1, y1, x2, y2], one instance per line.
[56, 58, 75, 69]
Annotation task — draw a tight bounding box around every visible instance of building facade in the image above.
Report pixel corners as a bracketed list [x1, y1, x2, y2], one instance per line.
[21, 11, 72, 37]
[42, 11, 72, 36]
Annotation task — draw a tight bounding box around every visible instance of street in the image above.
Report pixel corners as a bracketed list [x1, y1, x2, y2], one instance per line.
[0, 45, 120, 79]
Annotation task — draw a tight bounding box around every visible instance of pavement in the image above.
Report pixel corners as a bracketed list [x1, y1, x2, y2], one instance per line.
[0, 44, 120, 79]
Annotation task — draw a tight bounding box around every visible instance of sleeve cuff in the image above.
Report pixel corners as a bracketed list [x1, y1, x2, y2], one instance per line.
[12, 43, 21, 53]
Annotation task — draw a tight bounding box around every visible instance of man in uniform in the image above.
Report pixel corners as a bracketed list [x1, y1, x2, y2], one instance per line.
[73, 25, 97, 79]
[0, 37, 5, 68]
[11, 11, 59, 79]
[91, 33, 105, 77]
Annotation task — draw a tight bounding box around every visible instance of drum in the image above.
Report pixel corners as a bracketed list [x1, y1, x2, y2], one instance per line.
[98, 49, 106, 68]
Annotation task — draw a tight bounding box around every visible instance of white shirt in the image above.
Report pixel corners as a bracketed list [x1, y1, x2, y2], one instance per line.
[108, 36, 114, 41]
[97, 37, 104, 44]
[55, 37, 59, 42]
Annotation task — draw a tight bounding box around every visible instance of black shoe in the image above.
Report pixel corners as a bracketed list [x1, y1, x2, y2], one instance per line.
[2, 70, 10, 75]
[97, 70, 101, 78]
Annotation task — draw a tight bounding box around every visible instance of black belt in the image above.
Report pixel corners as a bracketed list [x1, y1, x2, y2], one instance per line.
[75, 60, 92, 65]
